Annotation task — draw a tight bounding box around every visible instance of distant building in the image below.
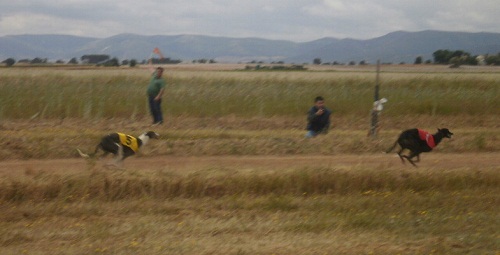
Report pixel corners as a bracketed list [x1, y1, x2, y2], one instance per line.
[476, 55, 486, 66]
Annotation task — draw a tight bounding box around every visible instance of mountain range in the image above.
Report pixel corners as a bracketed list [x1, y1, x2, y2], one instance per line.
[1, 30, 499, 64]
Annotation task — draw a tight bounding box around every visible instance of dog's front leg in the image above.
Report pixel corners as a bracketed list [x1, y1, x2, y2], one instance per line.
[115, 143, 125, 167]
[414, 154, 421, 163]
[396, 149, 406, 164]
[405, 152, 418, 168]
[105, 143, 124, 168]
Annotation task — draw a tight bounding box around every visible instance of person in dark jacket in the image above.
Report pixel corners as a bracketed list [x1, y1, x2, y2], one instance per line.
[306, 96, 331, 138]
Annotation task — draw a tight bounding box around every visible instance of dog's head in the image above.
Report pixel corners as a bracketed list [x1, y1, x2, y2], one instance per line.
[145, 131, 160, 139]
[438, 128, 453, 138]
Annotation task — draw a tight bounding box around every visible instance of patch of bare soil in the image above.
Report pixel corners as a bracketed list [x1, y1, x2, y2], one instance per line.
[1, 153, 498, 178]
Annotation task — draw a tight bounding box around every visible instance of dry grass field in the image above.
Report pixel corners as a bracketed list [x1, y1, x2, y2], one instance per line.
[0, 64, 499, 254]
[0, 152, 499, 254]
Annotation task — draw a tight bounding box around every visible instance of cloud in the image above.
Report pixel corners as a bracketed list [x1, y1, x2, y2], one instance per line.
[0, 0, 498, 41]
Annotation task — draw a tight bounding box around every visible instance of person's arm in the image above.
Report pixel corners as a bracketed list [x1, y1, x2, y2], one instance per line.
[147, 58, 157, 74]
[322, 110, 331, 134]
[307, 107, 318, 122]
[155, 88, 164, 101]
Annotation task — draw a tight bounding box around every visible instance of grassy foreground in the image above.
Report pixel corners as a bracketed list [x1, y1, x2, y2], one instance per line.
[0, 165, 499, 254]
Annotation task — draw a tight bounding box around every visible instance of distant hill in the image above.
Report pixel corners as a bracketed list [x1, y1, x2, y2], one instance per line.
[1, 30, 499, 64]
[291, 30, 500, 64]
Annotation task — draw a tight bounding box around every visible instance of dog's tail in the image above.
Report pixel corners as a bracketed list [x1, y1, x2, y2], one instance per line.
[76, 148, 91, 159]
[385, 141, 398, 154]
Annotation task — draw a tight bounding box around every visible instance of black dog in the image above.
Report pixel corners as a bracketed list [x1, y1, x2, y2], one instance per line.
[386, 128, 453, 167]
[78, 131, 159, 167]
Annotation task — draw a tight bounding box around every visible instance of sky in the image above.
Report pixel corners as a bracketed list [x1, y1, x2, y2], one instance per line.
[1, 0, 499, 42]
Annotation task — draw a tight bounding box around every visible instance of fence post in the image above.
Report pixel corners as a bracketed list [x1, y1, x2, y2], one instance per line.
[370, 60, 381, 138]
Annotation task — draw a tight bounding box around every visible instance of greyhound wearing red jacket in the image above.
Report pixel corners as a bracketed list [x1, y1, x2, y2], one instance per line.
[386, 128, 453, 167]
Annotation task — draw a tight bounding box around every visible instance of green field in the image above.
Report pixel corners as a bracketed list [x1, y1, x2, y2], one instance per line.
[0, 65, 499, 254]
[1, 65, 499, 120]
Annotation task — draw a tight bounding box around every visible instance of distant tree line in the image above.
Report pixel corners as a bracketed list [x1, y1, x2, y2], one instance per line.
[484, 54, 500, 65]
[432, 50, 476, 66]
[1, 54, 183, 67]
[150, 57, 182, 64]
[244, 64, 306, 71]
[310, 50, 500, 66]
[432, 50, 500, 66]
[192, 59, 217, 64]
[312, 58, 375, 66]
[3, 50, 500, 67]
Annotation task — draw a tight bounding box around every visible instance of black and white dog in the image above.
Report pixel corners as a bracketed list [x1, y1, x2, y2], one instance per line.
[77, 131, 159, 167]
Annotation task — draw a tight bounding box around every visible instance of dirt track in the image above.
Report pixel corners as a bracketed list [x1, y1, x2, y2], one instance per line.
[1, 153, 499, 178]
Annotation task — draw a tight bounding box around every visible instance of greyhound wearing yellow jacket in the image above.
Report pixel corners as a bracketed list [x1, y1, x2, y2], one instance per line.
[77, 131, 159, 167]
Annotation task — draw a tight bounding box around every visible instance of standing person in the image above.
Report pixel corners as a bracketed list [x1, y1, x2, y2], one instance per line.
[306, 96, 331, 138]
[147, 67, 166, 125]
